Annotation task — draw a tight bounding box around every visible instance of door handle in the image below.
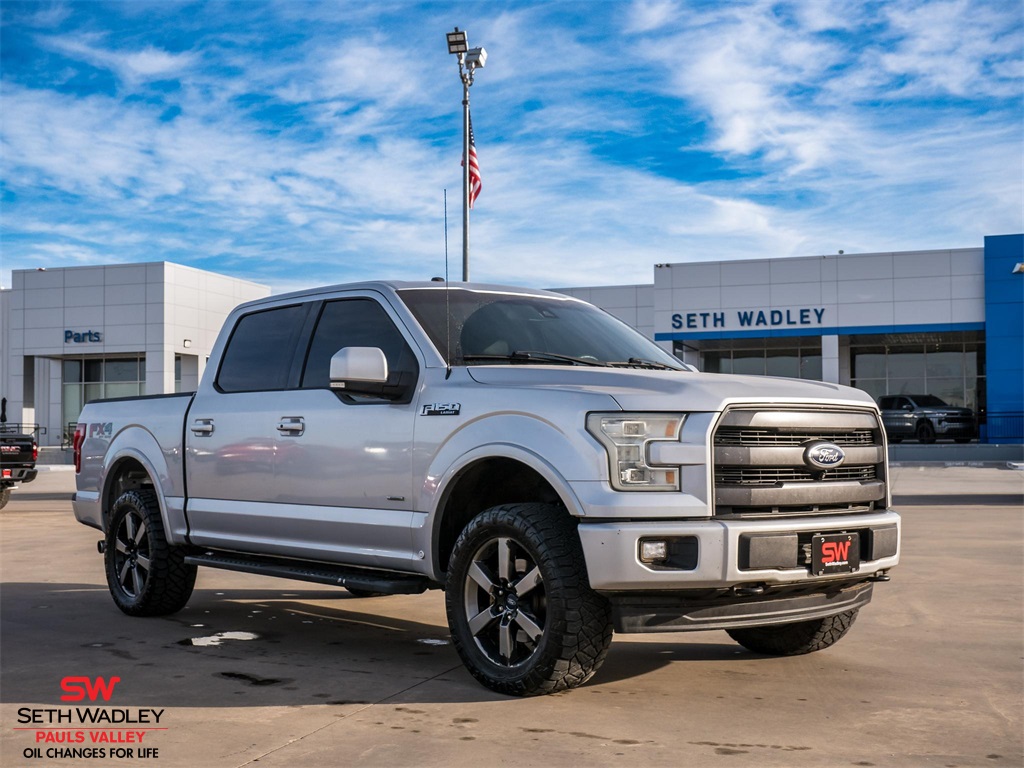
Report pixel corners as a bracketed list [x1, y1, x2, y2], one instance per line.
[277, 417, 305, 436]
[191, 419, 215, 436]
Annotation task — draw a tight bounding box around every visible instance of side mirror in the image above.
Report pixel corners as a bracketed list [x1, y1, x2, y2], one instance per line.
[330, 348, 388, 392]
[902, 403, 913, 411]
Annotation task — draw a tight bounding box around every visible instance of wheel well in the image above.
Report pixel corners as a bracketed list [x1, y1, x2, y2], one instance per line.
[435, 458, 564, 574]
[104, 458, 155, 524]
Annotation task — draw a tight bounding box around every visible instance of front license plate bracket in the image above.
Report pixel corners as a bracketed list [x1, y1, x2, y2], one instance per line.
[811, 532, 860, 576]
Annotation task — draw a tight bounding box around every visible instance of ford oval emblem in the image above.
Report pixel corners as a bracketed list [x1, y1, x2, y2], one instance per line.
[804, 441, 846, 469]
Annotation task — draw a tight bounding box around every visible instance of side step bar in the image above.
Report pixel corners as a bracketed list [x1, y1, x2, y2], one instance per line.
[184, 551, 432, 595]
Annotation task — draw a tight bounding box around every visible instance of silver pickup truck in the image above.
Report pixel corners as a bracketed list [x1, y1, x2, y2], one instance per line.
[73, 281, 900, 695]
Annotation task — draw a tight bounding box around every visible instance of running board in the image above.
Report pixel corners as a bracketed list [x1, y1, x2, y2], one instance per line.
[184, 551, 431, 595]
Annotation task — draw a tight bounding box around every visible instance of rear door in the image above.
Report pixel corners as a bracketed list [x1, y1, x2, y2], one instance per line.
[185, 302, 313, 550]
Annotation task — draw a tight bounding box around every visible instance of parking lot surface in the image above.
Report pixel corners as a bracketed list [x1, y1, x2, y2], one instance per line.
[2, 467, 1021, 767]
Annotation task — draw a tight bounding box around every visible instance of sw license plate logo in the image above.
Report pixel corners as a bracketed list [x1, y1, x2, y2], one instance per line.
[812, 533, 860, 576]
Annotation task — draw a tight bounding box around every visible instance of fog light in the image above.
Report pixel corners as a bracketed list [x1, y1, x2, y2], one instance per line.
[640, 539, 668, 563]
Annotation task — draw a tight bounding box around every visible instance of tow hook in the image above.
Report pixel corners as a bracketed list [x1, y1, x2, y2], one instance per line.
[732, 584, 765, 597]
[868, 571, 890, 582]
[97, 540, 106, 555]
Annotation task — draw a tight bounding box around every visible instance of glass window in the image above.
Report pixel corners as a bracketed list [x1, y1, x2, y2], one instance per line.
[217, 305, 308, 392]
[800, 354, 822, 380]
[888, 378, 927, 397]
[105, 359, 139, 383]
[854, 379, 887, 402]
[85, 383, 103, 404]
[302, 299, 417, 388]
[63, 360, 82, 383]
[702, 352, 728, 374]
[851, 346, 886, 379]
[766, 350, 799, 378]
[887, 347, 926, 378]
[399, 288, 683, 369]
[105, 382, 141, 400]
[732, 351, 765, 375]
[85, 359, 103, 383]
[926, 347, 963, 379]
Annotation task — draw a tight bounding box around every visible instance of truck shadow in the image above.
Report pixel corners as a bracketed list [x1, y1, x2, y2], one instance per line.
[2, 582, 758, 707]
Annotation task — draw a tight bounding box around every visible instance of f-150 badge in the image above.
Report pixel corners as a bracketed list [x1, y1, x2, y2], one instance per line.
[421, 403, 461, 416]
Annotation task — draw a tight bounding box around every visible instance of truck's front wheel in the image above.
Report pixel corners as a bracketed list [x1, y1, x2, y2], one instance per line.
[445, 503, 613, 696]
[105, 489, 197, 616]
[727, 609, 858, 656]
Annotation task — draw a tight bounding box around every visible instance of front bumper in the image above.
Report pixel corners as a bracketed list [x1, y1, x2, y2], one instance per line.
[609, 580, 874, 633]
[577, 511, 900, 591]
[933, 419, 976, 437]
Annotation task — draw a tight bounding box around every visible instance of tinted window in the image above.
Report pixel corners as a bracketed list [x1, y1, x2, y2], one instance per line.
[399, 288, 683, 369]
[302, 299, 417, 388]
[218, 305, 307, 392]
[878, 397, 896, 409]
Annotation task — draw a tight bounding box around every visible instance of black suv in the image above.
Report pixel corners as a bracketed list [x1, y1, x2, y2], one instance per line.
[877, 395, 976, 444]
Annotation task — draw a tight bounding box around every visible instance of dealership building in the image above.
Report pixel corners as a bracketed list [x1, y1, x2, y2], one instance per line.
[1, 234, 1021, 446]
[560, 234, 1022, 443]
[0, 263, 269, 446]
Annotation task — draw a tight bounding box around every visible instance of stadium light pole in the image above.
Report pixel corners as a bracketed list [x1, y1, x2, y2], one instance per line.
[446, 27, 486, 282]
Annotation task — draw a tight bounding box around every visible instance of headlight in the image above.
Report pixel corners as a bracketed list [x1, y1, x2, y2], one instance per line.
[586, 413, 685, 491]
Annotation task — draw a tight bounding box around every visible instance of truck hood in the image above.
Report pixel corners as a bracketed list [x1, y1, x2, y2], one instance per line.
[466, 367, 875, 412]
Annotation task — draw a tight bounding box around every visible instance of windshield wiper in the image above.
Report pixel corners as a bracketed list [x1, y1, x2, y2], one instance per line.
[462, 351, 606, 367]
[606, 357, 682, 371]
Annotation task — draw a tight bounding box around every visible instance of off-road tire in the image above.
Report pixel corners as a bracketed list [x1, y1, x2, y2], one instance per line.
[0, 487, 10, 510]
[727, 609, 858, 656]
[915, 421, 936, 444]
[105, 489, 197, 616]
[445, 503, 613, 696]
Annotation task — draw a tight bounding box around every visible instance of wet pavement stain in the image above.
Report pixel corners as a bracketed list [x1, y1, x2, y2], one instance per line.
[216, 671, 285, 686]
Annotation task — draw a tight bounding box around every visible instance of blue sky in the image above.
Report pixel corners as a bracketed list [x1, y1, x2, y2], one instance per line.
[1, 0, 1021, 293]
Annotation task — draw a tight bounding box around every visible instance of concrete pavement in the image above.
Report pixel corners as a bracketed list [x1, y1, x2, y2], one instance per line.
[1, 468, 1021, 767]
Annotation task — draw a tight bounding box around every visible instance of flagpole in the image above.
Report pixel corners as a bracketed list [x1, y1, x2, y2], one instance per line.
[462, 79, 470, 282]
[446, 28, 486, 284]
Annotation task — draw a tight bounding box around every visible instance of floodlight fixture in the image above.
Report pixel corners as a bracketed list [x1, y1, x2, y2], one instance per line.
[447, 28, 468, 54]
[465, 47, 487, 68]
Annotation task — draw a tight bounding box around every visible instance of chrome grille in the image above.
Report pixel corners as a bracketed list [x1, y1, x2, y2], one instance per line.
[713, 407, 887, 518]
[715, 427, 875, 446]
[717, 465, 877, 486]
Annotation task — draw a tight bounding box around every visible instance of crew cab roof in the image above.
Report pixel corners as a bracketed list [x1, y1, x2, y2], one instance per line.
[232, 281, 575, 314]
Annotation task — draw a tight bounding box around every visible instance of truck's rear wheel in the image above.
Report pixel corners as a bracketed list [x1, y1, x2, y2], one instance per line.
[105, 489, 196, 616]
[0, 487, 10, 510]
[445, 503, 613, 696]
[727, 609, 858, 656]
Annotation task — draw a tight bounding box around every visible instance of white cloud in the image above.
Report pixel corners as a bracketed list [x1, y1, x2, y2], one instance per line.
[36, 33, 197, 85]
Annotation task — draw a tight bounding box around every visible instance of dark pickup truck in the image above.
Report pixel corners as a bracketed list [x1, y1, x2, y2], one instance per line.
[877, 395, 976, 443]
[0, 427, 38, 509]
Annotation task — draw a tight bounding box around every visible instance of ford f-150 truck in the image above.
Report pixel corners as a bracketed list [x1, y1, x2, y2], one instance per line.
[73, 281, 900, 695]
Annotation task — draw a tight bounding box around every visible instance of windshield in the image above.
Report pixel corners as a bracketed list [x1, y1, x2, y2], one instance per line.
[399, 287, 685, 369]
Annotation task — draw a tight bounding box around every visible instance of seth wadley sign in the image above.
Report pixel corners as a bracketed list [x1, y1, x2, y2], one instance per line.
[671, 307, 827, 331]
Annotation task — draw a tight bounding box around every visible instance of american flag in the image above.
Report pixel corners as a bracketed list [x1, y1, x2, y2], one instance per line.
[464, 111, 482, 208]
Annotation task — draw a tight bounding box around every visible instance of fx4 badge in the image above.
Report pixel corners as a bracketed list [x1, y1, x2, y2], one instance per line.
[422, 403, 461, 416]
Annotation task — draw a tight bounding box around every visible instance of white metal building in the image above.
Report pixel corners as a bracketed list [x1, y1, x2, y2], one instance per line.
[0, 263, 269, 446]
[558, 235, 1023, 442]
